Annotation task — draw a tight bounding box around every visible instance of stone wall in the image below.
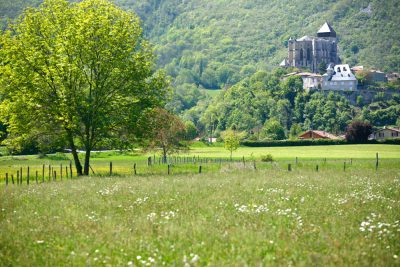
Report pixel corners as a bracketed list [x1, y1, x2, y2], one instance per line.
[319, 88, 399, 105]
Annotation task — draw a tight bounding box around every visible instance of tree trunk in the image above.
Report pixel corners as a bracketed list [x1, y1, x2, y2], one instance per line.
[66, 131, 83, 176]
[83, 149, 91, 175]
[162, 146, 167, 164]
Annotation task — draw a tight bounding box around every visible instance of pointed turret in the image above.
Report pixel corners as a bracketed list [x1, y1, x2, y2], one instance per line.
[317, 22, 336, 38]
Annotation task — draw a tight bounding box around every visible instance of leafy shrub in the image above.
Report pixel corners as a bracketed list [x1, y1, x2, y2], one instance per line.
[45, 152, 70, 161]
[260, 154, 274, 162]
[241, 138, 400, 147]
[345, 121, 372, 143]
[242, 139, 348, 147]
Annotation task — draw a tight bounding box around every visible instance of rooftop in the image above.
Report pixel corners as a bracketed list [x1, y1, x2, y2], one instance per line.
[295, 35, 335, 42]
[317, 22, 337, 38]
[317, 22, 336, 34]
[299, 130, 340, 139]
[324, 64, 357, 81]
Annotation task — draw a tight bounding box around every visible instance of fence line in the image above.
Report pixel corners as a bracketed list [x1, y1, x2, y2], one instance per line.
[1, 154, 394, 186]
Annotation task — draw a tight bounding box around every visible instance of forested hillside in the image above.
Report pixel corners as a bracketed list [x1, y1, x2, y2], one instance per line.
[1, 0, 399, 148]
[1, 0, 399, 90]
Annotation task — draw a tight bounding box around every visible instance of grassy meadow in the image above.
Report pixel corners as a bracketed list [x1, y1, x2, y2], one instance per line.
[0, 144, 399, 266]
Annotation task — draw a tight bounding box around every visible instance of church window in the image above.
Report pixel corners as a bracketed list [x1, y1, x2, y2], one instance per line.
[307, 48, 311, 61]
[300, 49, 303, 61]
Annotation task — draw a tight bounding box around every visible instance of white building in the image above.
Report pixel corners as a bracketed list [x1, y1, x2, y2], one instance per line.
[322, 64, 358, 91]
[282, 72, 322, 92]
[369, 127, 400, 140]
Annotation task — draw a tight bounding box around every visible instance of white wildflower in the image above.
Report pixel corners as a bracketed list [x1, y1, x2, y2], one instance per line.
[190, 254, 200, 264]
[147, 212, 157, 222]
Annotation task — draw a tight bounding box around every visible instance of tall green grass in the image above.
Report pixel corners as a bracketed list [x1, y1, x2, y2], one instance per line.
[0, 164, 399, 266]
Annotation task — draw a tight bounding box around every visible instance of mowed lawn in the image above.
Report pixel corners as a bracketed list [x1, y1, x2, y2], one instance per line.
[185, 144, 400, 159]
[0, 144, 398, 178]
[0, 165, 399, 266]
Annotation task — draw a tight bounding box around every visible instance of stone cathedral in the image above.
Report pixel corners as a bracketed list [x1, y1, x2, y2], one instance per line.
[280, 22, 341, 73]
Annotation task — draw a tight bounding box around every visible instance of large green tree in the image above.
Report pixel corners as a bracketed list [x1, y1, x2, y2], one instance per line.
[0, 0, 167, 175]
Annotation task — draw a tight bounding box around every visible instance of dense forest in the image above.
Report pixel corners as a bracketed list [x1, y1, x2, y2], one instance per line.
[0, 0, 399, 150]
[1, 0, 400, 89]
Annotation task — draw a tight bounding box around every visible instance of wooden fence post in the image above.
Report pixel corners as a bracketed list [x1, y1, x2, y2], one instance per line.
[54, 171, 56, 181]
[168, 164, 171, 175]
[48, 165, 51, 181]
[17, 170, 19, 185]
[288, 164, 292, 171]
[20, 167, 23, 184]
[27, 166, 30, 185]
[36, 171, 38, 184]
[316, 165, 319, 172]
[134, 163, 137, 175]
[11, 174, 14, 185]
[199, 165, 202, 174]
[295, 157, 298, 165]
[42, 164, 45, 183]
[110, 162, 113, 176]
[5, 173, 8, 186]
[375, 153, 379, 170]
[66, 166, 68, 178]
[70, 161, 72, 178]
[60, 164, 62, 181]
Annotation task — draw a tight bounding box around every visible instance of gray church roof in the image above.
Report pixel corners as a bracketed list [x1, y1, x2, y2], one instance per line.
[318, 22, 336, 34]
[323, 64, 357, 81]
[296, 35, 314, 41]
[296, 35, 336, 42]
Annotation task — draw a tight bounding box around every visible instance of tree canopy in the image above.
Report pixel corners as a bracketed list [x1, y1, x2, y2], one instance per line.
[0, 0, 167, 175]
[141, 108, 186, 162]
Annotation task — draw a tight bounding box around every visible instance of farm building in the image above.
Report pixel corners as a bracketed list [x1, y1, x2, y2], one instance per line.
[351, 66, 388, 83]
[299, 130, 340, 140]
[369, 127, 400, 140]
[282, 72, 322, 91]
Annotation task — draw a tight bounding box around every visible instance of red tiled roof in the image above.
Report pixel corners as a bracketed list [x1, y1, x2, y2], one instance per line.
[299, 130, 340, 139]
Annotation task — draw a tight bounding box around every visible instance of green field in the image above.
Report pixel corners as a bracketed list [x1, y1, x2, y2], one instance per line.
[0, 144, 399, 266]
[0, 144, 399, 178]
[202, 89, 222, 98]
[185, 143, 400, 159]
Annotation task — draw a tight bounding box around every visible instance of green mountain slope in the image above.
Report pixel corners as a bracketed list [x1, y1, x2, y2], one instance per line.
[1, 0, 399, 89]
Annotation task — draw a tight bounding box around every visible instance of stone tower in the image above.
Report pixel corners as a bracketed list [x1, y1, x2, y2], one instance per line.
[282, 22, 341, 73]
